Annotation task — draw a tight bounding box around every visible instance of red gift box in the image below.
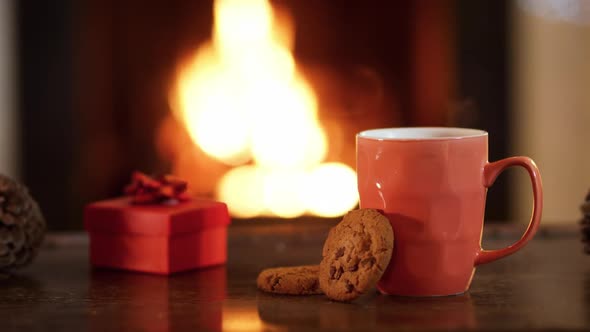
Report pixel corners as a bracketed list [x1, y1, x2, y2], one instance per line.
[84, 197, 231, 275]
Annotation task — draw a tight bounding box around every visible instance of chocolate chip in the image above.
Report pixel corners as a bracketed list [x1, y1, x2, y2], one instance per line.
[360, 257, 376, 269]
[348, 264, 358, 272]
[345, 281, 354, 293]
[361, 240, 371, 252]
[334, 266, 344, 280]
[330, 266, 336, 279]
[335, 247, 345, 259]
[311, 279, 319, 291]
[271, 276, 281, 291]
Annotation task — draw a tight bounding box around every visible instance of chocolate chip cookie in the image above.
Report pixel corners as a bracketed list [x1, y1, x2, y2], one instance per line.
[319, 209, 393, 301]
[257, 265, 322, 295]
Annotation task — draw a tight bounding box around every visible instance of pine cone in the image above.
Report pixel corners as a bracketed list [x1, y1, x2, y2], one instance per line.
[0, 174, 45, 270]
[581, 190, 590, 254]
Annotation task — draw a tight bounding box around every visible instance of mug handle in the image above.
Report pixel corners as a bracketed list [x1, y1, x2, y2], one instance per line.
[475, 156, 543, 265]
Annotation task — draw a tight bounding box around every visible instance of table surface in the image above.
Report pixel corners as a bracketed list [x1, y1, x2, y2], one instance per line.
[1, 221, 589, 331]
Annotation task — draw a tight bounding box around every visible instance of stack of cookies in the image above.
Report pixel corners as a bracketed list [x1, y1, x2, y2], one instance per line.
[257, 209, 394, 302]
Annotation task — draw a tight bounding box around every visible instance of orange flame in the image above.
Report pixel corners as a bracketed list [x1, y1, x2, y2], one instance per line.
[171, 0, 358, 218]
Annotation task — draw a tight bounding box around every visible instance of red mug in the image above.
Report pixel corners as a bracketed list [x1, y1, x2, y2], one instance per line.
[356, 127, 543, 296]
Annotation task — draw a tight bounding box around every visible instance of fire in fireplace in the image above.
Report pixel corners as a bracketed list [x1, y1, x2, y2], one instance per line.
[167, 0, 358, 219]
[18, 0, 512, 229]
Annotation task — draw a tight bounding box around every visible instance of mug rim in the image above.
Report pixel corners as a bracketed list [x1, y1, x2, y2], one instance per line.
[357, 127, 488, 141]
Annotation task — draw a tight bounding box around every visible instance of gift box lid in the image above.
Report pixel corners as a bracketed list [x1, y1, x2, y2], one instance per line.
[84, 197, 230, 236]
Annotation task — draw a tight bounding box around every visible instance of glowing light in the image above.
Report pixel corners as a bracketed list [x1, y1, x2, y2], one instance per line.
[217, 166, 266, 218]
[263, 169, 307, 218]
[214, 0, 273, 52]
[171, 0, 358, 217]
[222, 306, 263, 331]
[303, 163, 359, 217]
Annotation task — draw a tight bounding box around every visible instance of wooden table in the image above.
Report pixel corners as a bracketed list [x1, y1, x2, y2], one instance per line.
[1, 221, 588, 331]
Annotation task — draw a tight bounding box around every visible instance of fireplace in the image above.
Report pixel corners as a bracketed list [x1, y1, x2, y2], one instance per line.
[17, 1, 511, 228]
[163, 0, 376, 219]
[77, 0, 415, 222]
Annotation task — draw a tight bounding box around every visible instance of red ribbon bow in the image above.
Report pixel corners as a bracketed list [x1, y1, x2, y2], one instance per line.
[124, 171, 191, 204]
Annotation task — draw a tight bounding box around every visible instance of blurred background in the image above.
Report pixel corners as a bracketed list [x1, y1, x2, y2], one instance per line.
[0, 0, 588, 230]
